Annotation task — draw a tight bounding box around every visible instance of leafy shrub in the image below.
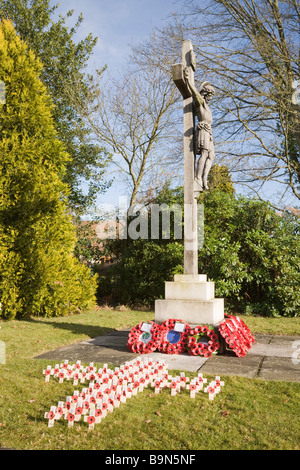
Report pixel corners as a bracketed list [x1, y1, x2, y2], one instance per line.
[198, 191, 300, 316]
[97, 183, 299, 316]
[97, 240, 183, 307]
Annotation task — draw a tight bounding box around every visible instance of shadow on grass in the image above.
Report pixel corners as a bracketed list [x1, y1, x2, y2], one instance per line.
[27, 317, 116, 340]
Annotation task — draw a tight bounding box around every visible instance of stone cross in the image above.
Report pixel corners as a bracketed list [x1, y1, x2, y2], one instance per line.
[156, 41, 223, 327]
[172, 40, 198, 275]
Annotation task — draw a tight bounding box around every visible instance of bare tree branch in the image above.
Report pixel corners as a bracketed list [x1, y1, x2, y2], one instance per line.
[166, 0, 300, 206]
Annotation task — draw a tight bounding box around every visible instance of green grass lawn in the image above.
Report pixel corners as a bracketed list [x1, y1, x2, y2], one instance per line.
[0, 308, 300, 450]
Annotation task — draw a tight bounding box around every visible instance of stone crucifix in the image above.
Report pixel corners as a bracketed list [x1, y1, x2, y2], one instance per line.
[172, 40, 215, 275]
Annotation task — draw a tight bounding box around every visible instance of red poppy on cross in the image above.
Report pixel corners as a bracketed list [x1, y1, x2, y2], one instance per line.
[84, 411, 96, 430]
[44, 406, 56, 427]
[187, 382, 197, 398]
[43, 366, 52, 382]
[66, 406, 75, 427]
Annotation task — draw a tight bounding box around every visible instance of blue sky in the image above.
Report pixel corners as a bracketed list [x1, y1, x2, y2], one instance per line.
[53, 0, 179, 76]
[51, 0, 182, 212]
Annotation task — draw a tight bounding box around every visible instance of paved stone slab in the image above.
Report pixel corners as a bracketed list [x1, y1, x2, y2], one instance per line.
[82, 334, 129, 350]
[199, 334, 300, 382]
[249, 334, 273, 344]
[248, 343, 293, 358]
[248, 334, 297, 358]
[35, 330, 137, 366]
[258, 356, 300, 382]
[34, 331, 300, 381]
[199, 352, 264, 378]
[136, 352, 208, 372]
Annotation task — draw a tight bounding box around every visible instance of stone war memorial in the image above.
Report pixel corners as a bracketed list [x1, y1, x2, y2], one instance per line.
[155, 40, 225, 328]
[128, 41, 254, 360]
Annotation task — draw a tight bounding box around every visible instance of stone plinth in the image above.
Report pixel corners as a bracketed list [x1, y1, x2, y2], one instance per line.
[155, 274, 224, 326]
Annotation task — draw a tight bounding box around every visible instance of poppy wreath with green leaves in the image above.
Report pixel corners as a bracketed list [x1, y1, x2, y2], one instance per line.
[158, 319, 191, 355]
[127, 321, 161, 354]
[187, 325, 220, 357]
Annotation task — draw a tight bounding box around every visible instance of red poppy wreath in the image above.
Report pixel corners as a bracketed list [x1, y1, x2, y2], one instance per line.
[127, 321, 161, 354]
[218, 314, 255, 357]
[187, 325, 220, 357]
[158, 319, 191, 354]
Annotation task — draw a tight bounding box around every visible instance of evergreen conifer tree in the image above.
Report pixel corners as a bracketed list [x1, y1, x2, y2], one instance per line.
[0, 19, 97, 319]
[0, 0, 109, 213]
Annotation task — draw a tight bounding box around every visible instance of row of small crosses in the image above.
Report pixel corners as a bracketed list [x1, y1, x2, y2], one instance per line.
[43, 358, 224, 430]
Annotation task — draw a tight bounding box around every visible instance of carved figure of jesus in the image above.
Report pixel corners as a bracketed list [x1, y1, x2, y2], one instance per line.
[184, 70, 215, 192]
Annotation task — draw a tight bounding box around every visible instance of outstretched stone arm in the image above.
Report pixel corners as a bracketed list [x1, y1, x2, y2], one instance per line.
[184, 68, 204, 108]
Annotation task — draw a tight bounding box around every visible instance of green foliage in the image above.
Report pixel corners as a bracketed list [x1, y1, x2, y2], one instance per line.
[198, 191, 300, 316]
[95, 184, 186, 306]
[0, 0, 110, 213]
[0, 20, 97, 319]
[97, 240, 183, 307]
[207, 164, 235, 194]
[73, 218, 106, 266]
[97, 177, 299, 316]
